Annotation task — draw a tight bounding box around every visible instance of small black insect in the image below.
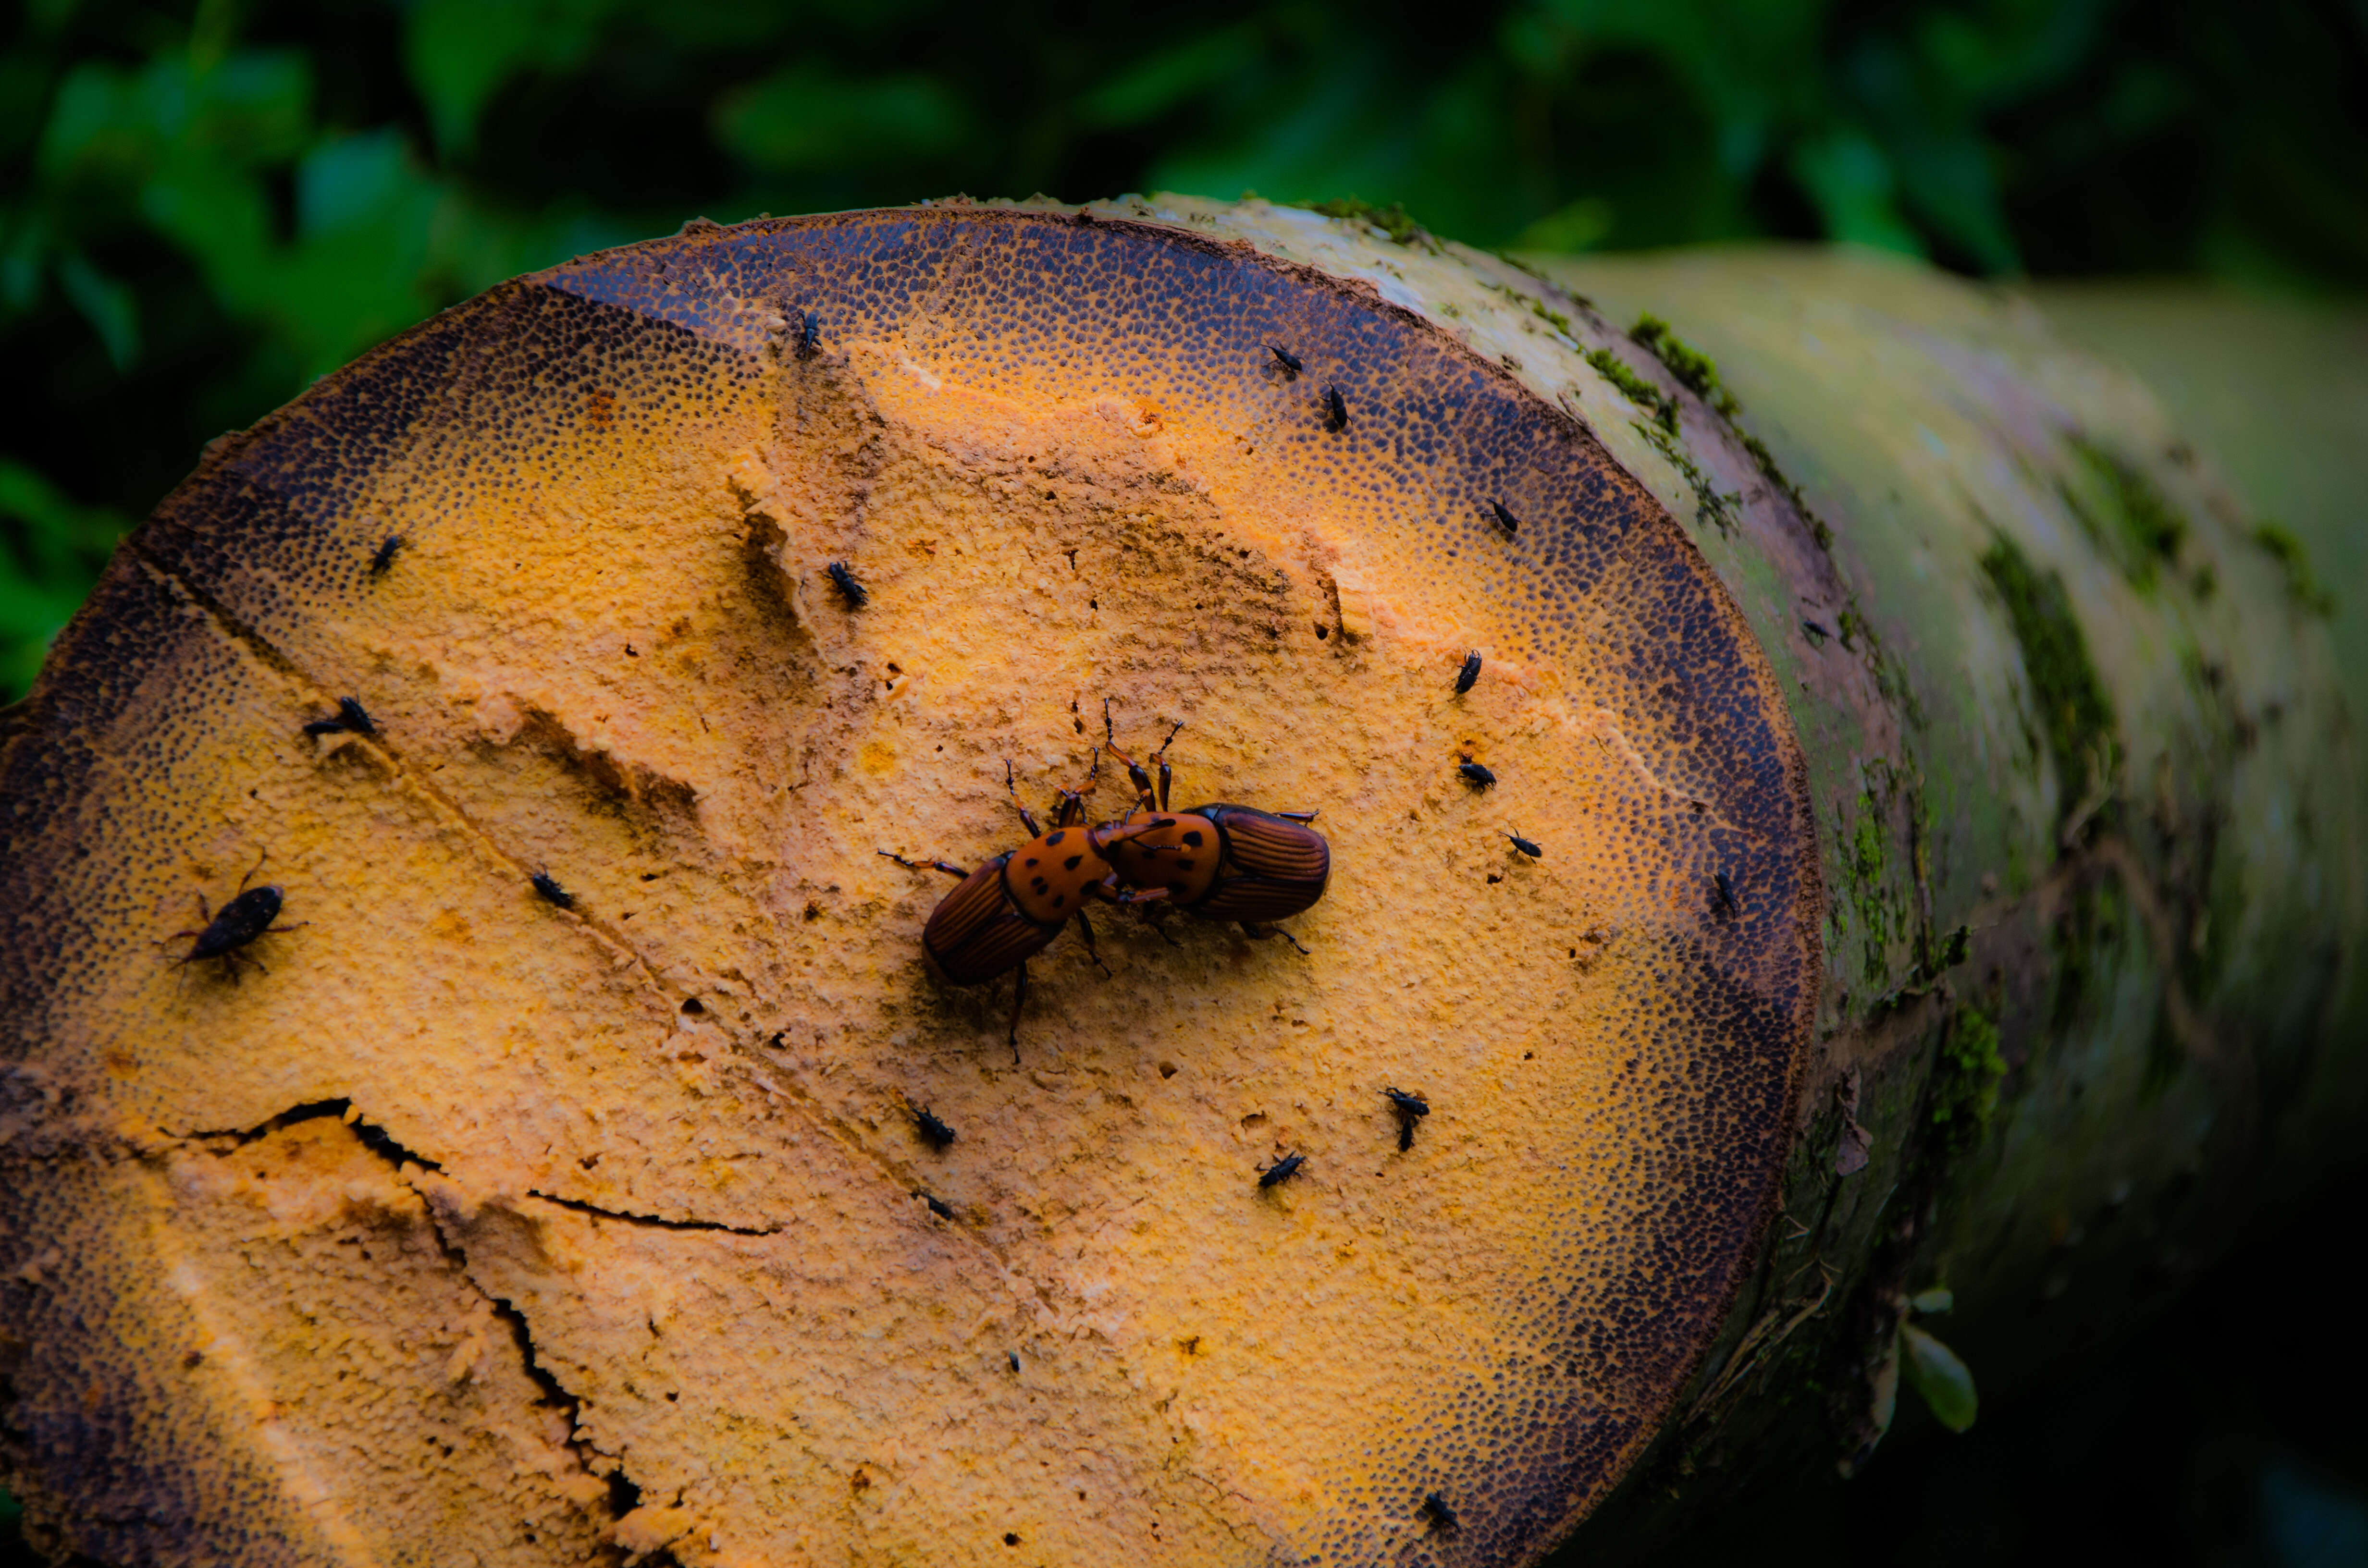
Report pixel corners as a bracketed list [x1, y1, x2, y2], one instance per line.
[1418, 1492, 1460, 1535]
[1269, 344, 1302, 378]
[914, 1105, 956, 1151]
[1457, 757, 1496, 789]
[1258, 1152, 1307, 1190]
[1455, 651, 1482, 694]
[1384, 1087, 1431, 1152]
[369, 535, 404, 578]
[919, 1190, 956, 1221]
[1323, 384, 1348, 432]
[827, 561, 868, 609]
[530, 870, 576, 910]
[1489, 500, 1521, 538]
[797, 310, 820, 360]
[1505, 829, 1544, 859]
[171, 855, 298, 981]
[1008, 1351, 1022, 1375]
[1714, 869, 1739, 917]
[1801, 619, 1832, 642]
[302, 696, 376, 737]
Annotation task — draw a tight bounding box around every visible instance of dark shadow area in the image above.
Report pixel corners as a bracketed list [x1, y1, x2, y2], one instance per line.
[1663, 1157, 2368, 1568]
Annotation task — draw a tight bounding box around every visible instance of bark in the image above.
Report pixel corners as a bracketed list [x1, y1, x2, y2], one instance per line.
[0, 201, 2360, 1568]
[1530, 253, 2368, 1554]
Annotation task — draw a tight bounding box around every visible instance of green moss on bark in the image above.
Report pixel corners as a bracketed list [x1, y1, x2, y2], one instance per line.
[1295, 196, 1434, 250]
[1929, 1005, 2005, 1145]
[1632, 313, 1739, 418]
[2251, 521, 2337, 615]
[2060, 435, 2186, 588]
[1851, 807, 1890, 983]
[1980, 535, 2117, 820]
[1587, 347, 1678, 431]
[1633, 420, 1739, 533]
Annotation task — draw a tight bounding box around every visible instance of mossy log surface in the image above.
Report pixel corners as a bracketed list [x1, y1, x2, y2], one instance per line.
[0, 200, 2359, 1568]
[1534, 251, 2365, 1553]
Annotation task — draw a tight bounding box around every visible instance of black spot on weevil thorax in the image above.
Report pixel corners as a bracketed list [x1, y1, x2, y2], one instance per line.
[914, 1105, 956, 1150]
[1269, 344, 1302, 378]
[827, 561, 868, 608]
[1323, 384, 1348, 432]
[1505, 830, 1544, 859]
[1258, 1152, 1306, 1189]
[304, 696, 376, 737]
[1455, 651, 1481, 694]
[369, 535, 404, 577]
[1489, 500, 1521, 538]
[1457, 757, 1496, 789]
[531, 870, 576, 910]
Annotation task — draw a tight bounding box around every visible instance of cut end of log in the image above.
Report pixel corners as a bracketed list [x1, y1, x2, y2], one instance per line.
[0, 201, 1819, 1566]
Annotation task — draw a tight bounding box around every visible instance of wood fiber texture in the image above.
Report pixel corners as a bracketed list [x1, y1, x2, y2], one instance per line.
[0, 205, 1819, 1566]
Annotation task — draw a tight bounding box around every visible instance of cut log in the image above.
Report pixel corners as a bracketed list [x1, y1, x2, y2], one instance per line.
[0, 199, 2357, 1567]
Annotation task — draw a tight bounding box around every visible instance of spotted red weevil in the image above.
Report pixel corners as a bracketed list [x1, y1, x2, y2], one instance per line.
[881, 754, 1169, 1061]
[1096, 705, 1331, 952]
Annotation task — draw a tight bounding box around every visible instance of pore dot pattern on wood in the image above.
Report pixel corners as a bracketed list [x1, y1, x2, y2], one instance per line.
[0, 206, 1817, 1567]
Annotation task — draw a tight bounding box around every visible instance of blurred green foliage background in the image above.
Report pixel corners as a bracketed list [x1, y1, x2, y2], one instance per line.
[4, 0, 2367, 698]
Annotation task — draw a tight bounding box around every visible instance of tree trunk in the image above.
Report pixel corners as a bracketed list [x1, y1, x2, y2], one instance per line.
[1, 200, 2359, 1568]
[1517, 251, 2368, 1556]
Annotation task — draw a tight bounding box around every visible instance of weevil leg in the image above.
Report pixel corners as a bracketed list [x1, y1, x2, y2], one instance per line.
[1141, 903, 1185, 948]
[234, 846, 269, 895]
[1101, 701, 1165, 809]
[1006, 962, 1029, 1065]
[1242, 921, 1313, 956]
[1004, 760, 1044, 837]
[1074, 910, 1112, 977]
[879, 850, 970, 880]
[1149, 721, 1184, 811]
[1051, 748, 1104, 828]
[1276, 810, 1320, 823]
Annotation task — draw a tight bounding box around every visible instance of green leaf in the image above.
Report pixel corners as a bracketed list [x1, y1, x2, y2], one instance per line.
[1788, 130, 1925, 257]
[1079, 27, 1262, 129]
[405, 0, 622, 159]
[715, 66, 970, 173]
[1517, 196, 1614, 253]
[1899, 1323, 1977, 1432]
[54, 250, 137, 368]
[0, 457, 127, 701]
[1909, 1286, 1954, 1314]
